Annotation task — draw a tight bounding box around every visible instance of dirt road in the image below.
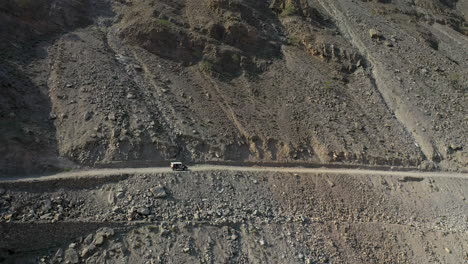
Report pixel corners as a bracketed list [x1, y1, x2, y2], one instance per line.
[2, 164, 468, 182]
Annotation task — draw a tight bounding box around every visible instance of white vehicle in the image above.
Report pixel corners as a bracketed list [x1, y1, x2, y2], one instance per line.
[170, 162, 188, 171]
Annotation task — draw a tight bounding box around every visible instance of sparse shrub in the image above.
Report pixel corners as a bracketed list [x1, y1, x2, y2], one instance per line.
[462, 26, 468, 36]
[231, 54, 240, 63]
[193, 49, 203, 59]
[280, 3, 297, 17]
[288, 36, 301, 46]
[199, 60, 214, 73]
[449, 73, 464, 91]
[156, 19, 172, 28]
[324, 80, 334, 90]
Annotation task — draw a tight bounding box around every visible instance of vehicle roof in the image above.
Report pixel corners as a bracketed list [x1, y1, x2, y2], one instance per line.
[171, 162, 183, 165]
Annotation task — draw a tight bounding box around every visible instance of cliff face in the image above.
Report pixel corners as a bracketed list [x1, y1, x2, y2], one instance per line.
[1, 0, 467, 175]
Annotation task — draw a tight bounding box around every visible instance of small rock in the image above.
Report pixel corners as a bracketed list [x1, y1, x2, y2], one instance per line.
[108, 113, 116, 121]
[94, 235, 105, 246]
[369, 29, 382, 39]
[182, 247, 191, 253]
[193, 212, 200, 220]
[127, 93, 135, 99]
[84, 234, 94, 245]
[108, 192, 116, 205]
[445, 248, 451, 253]
[0, 188, 5, 195]
[137, 207, 150, 215]
[97, 227, 114, 237]
[150, 185, 167, 198]
[54, 248, 64, 259]
[80, 248, 89, 257]
[259, 239, 266, 246]
[384, 41, 393, 47]
[43, 200, 52, 211]
[40, 213, 52, 220]
[64, 248, 79, 264]
[4, 214, 13, 221]
[53, 214, 61, 221]
[116, 192, 125, 199]
[69, 243, 77, 249]
[84, 111, 93, 121]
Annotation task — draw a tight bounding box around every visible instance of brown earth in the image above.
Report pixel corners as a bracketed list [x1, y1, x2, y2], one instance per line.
[0, 0, 467, 176]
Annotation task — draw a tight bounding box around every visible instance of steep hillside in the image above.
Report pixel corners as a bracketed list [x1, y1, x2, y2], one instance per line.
[0, 0, 467, 176]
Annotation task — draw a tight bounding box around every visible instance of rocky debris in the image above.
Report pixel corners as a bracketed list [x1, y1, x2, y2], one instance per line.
[0, 194, 84, 222]
[1, 170, 462, 231]
[1, 170, 468, 263]
[52, 228, 116, 262]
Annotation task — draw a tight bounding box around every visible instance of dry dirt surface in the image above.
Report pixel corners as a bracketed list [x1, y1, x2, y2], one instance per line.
[1, 0, 467, 176]
[0, 166, 468, 263]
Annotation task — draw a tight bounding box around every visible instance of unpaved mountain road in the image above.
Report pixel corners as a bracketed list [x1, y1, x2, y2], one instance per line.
[2, 165, 468, 182]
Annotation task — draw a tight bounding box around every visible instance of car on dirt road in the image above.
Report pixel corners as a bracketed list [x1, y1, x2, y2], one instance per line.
[170, 162, 188, 171]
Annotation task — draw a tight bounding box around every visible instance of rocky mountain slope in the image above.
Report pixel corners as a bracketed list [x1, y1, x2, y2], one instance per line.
[1, 0, 467, 176]
[1, 168, 467, 263]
